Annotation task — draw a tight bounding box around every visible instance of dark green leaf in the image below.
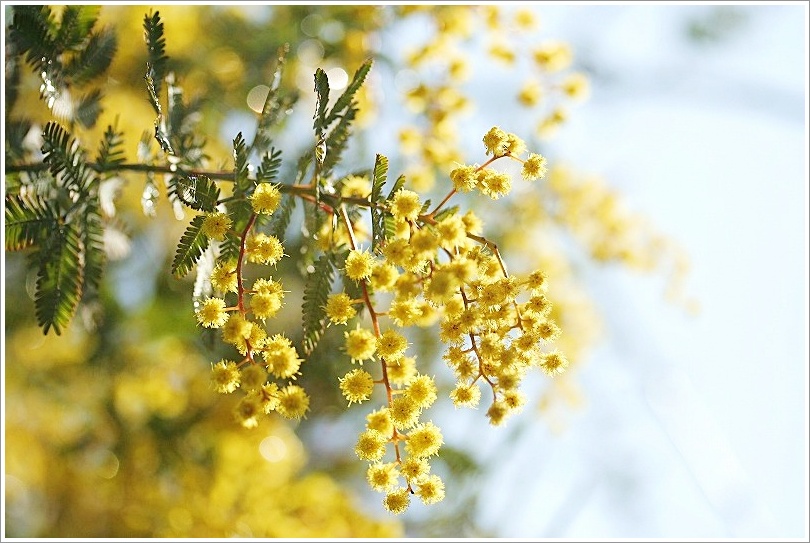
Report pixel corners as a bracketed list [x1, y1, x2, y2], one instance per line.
[324, 59, 372, 126]
[74, 88, 103, 129]
[321, 103, 356, 176]
[95, 120, 125, 174]
[174, 175, 220, 212]
[54, 5, 99, 50]
[172, 214, 210, 278]
[266, 194, 296, 240]
[33, 222, 83, 335]
[257, 147, 283, 184]
[4, 194, 60, 251]
[143, 10, 169, 107]
[313, 68, 329, 138]
[385, 174, 406, 201]
[63, 26, 117, 85]
[301, 252, 335, 355]
[80, 200, 106, 294]
[232, 132, 249, 189]
[434, 205, 460, 223]
[5, 119, 32, 162]
[41, 121, 94, 194]
[370, 154, 388, 253]
[219, 232, 242, 263]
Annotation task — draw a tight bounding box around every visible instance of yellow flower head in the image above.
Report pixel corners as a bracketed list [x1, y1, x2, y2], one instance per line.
[562, 72, 590, 101]
[383, 488, 410, 515]
[389, 189, 422, 222]
[370, 262, 399, 291]
[540, 350, 569, 376]
[366, 407, 394, 436]
[245, 233, 285, 265]
[355, 429, 388, 461]
[340, 175, 372, 199]
[387, 355, 417, 385]
[450, 164, 478, 192]
[404, 374, 438, 409]
[263, 334, 302, 379]
[522, 153, 548, 181]
[196, 297, 229, 328]
[250, 182, 282, 215]
[345, 326, 377, 363]
[486, 400, 510, 426]
[436, 214, 467, 250]
[450, 383, 481, 408]
[251, 291, 283, 320]
[518, 79, 543, 107]
[240, 363, 267, 391]
[505, 133, 526, 156]
[234, 392, 262, 428]
[210, 259, 238, 293]
[405, 421, 443, 458]
[325, 292, 357, 325]
[367, 462, 400, 492]
[276, 384, 310, 419]
[345, 249, 375, 281]
[416, 474, 445, 505]
[389, 395, 421, 430]
[399, 456, 430, 482]
[202, 212, 232, 241]
[482, 126, 509, 156]
[210, 359, 240, 393]
[339, 368, 375, 405]
[376, 329, 408, 362]
[478, 169, 512, 200]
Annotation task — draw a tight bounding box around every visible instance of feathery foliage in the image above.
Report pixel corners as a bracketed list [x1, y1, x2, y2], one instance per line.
[41, 121, 94, 194]
[172, 215, 210, 278]
[370, 154, 389, 253]
[301, 252, 336, 355]
[4, 194, 60, 252]
[33, 223, 84, 335]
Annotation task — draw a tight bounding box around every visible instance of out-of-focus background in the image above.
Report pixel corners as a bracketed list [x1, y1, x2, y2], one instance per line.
[3, 4, 808, 539]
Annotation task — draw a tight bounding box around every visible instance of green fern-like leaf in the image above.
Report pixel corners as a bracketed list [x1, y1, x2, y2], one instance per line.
[4, 194, 60, 251]
[434, 205, 460, 223]
[172, 214, 210, 278]
[33, 222, 83, 335]
[321, 103, 357, 176]
[143, 11, 169, 110]
[370, 154, 389, 253]
[301, 252, 336, 355]
[80, 200, 106, 293]
[174, 175, 220, 212]
[250, 45, 296, 154]
[232, 132, 249, 190]
[385, 173, 406, 201]
[324, 59, 372, 126]
[5, 119, 32, 162]
[10, 6, 57, 80]
[266, 194, 296, 240]
[257, 147, 283, 184]
[96, 120, 125, 174]
[313, 68, 330, 138]
[74, 88, 103, 129]
[41, 121, 94, 194]
[54, 5, 99, 50]
[63, 25, 117, 86]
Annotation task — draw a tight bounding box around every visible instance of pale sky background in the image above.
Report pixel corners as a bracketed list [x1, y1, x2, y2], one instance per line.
[432, 3, 809, 538]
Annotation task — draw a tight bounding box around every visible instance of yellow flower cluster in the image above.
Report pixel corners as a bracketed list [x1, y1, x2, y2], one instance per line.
[305, 127, 566, 513]
[197, 182, 311, 428]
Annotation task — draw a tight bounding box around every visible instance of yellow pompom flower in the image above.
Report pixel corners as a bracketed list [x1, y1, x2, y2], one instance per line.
[261, 382, 281, 413]
[250, 183, 282, 215]
[366, 408, 394, 436]
[202, 212, 232, 241]
[245, 233, 285, 265]
[533, 41, 573, 72]
[389, 189, 422, 222]
[355, 429, 388, 461]
[240, 363, 267, 391]
[263, 334, 302, 379]
[196, 297, 229, 328]
[389, 395, 421, 430]
[221, 312, 252, 344]
[522, 153, 548, 181]
[404, 374, 438, 409]
[210, 259, 238, 293]
[478, 169, 512, 199]
[416, 474, 445, 505]
[367, 462, 400, 492]
[325, 292, 357, 325]
[340, 175, 372, 199]
[486, 400, 510, 426]
[383, 488, 411, 515]
[505, 133, 526, 156]
[526, 269, 549, 292]
[210, 359, 240, 393]
[435, 214, 467, 249]
[376, 329, 408, 362]
[275, 384, 310, 419]
[482, 126, 509, 156]
[450, 383, 481, 407]
[388, 297, 422, 327]
[450, 165, 478, 192]
[339, 368, 375, 405]
[387, 356, 417, 385]
[399, 456, 430, 482]
[345, 327, 377, 363]
[540, 350, 569, 376]
[405, 421, 443, 458]
[251, 291, 283, 320]
[370, 262, 399, 291]
[562, 72, 590, 101]
[234, 392, 262, 428]
[345, 249, 374, 281]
